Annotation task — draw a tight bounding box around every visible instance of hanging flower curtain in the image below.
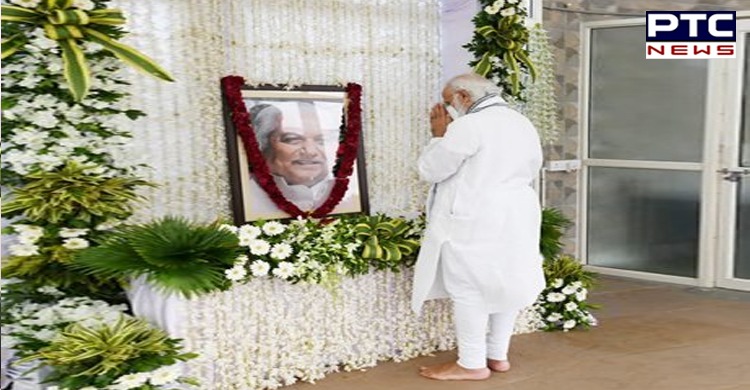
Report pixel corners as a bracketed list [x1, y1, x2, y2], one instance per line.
[1, 0, 173, 101]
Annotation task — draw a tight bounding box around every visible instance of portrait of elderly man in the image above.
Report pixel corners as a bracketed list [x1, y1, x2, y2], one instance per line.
[241, 100, 361, 220]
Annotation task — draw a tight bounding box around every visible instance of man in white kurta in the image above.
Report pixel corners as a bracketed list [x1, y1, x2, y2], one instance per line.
[413, 73, 545, 381]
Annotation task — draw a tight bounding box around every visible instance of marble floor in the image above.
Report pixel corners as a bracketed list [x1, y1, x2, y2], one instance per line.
[288, 275, 750, 390]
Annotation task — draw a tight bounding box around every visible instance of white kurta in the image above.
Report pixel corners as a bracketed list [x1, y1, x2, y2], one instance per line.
[411, 96, 545, 313]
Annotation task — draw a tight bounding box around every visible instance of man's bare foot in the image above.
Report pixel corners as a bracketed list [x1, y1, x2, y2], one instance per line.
[419, 361, 491, 381]
[487, 359, 511, 373]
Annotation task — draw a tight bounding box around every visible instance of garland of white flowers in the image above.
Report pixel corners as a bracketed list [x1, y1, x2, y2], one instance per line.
[519, 24, 560, 145]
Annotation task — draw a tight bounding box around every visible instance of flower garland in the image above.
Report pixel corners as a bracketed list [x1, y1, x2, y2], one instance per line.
[221, 75, 363, 219]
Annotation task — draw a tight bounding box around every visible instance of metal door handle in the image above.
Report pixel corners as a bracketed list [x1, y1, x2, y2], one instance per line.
[718, 168, 750, 182]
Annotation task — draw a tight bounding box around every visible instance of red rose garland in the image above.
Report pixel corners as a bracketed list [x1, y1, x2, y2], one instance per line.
[221, 76, 362, 219]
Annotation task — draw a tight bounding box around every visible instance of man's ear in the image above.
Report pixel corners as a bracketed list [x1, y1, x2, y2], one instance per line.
[457, 90, 472, 105]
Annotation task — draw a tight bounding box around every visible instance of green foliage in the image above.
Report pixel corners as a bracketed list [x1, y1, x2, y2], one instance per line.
[19, 316, 197, 389]
[464, 0, 536, 100]
[1, 255, 126, 304]
[74, 217, 241, 298]
[544, 254, 596, 291]
[352, 214, 422, 271]
[540, 208, 571, 260]
[1, 162, 152, 225]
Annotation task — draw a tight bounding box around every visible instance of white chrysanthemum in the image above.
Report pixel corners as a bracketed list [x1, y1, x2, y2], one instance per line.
[112, 372, 149, 389]
[9, 244, 40, 257]
[270, 243, 293, 260]
[262, 221, 286, 236]
[563, 319, 577, 330]
[561, 285, 577, 295]
[148, 364, 182, 385]
[218, 224, 238, 234]
[546, 292, 566, 303]
[59, 228, 89, 238]
[36, 286, 63, 296]
[571, 281, 583, 289]
[249, 239, 271, 255]
[235, 254, 249, 266]
[500, 7, 516, 16]
[546, 313, 562, 322]
[238, 235, 253, 247]
[272, 262, 296, 279]
[575, 289, 588, 302]
[551, 278, 564, 288]
[250, 260, 270, 277]
[224, 266, 247, 281]
[62, 238, 89, 250]
[564, 302, 578, 312]
[239, 224, 262, 239]
[484, 1, 502, 14]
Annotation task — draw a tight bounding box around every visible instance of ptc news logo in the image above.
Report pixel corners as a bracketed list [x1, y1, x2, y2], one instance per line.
[646, 11, 736, 59]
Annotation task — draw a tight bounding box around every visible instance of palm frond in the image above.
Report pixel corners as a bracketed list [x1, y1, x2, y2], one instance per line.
[540, 208, 571, 260]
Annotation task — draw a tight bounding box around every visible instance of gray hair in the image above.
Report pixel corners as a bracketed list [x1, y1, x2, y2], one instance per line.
[249, 104, 282, 154]
[446, 73, 502, 101]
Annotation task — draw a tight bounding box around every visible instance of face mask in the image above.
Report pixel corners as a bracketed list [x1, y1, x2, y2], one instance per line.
[445, 104, 461, 120]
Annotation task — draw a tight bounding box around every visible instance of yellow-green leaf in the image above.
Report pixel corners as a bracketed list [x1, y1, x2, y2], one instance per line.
[59, 38, 91, 102]
[473, 52, 493, 77]
[1, 34, 27, 60]
[0, 5, 42, 23]
[88, 9, 126, 25]
[82, 27, 174, 82]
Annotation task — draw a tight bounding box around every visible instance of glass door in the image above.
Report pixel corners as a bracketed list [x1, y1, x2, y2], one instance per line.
[717, 22, 750, 291]
[582, 20, 707, 284]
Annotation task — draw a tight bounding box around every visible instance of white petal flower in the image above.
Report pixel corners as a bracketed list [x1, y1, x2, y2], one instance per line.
[272, 262, 296, 279]
[249, 239, 271, 255]
[552, 278, 564, 288]
[59, 228, 89, 238]
[9, 244, 40, 257]
[562, 285, 577, 295]
[238, 235, 253, 247]
[10, 0, 42, 9]
[575, 290, 588, 302]
[224, 266, 247, 281]
[219, 224, 239, 234]
[270, 243, 293, 260]
[113, 372, 150, 389]
[500, 7, 516, 16]
[546, 313, 562, 322]
[564, 302, 578, 312]
[235, 254, 249, 266]
[546, 292, 566, 302]
[250, 260, 270, 277]
[62, 238, 90, 250]
[148, 364, 182, 385]
[29, 110, 59, 128]
[262, 221, 286, 236]
[239, 224, 261, 239]
[571, 281, 583, 289]
[563, 319, 577, 330]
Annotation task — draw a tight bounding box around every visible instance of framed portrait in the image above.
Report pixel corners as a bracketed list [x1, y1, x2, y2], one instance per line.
[221, 78, 369, 224]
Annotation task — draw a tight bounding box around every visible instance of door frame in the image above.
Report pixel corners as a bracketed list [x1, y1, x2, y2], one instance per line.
[716, 18, 750, 291]
[578, 13, 750, 289]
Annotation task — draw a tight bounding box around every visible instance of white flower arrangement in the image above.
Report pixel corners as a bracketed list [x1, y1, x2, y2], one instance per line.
[534, 277, 598, 332]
